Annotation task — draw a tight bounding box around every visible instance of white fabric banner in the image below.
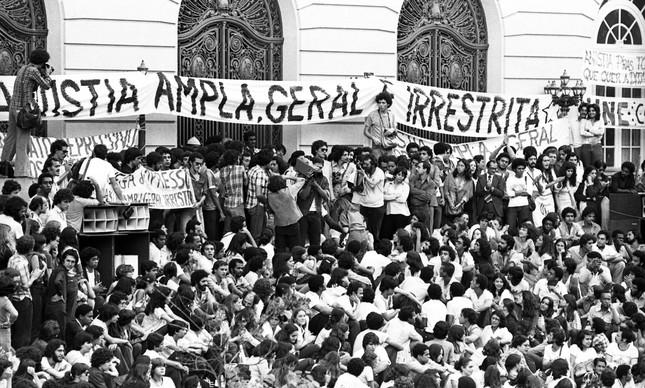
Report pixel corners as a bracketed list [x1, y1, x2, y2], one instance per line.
[0, 127, 138, 178]
[582, 49, 645, 87]
[396, 118, 571, 160]
[108, 168, 196, 209]
[0, 72, 559, 137]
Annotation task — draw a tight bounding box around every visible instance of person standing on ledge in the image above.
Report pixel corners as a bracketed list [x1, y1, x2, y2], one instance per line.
[364, 91, 397, 159]
[1, 49, 54, 178]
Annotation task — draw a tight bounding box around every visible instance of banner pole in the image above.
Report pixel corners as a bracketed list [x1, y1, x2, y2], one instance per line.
[136, 60, 148, 150]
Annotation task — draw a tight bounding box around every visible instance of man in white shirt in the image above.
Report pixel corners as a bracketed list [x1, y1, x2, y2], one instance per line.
[446, 282, 474, 326]
[385, 306, 423, 363]
[464, 274, 493, 316]
[421, 284, 447, 333]
[149, 229, 170, 267]
[360, 239, 393, 280]
[0, 196, 27, 250]
[533, 266, 568, 301]
[46, 189, 74, 231]
[593, 230, 625, 283]
[399, 262, 432, 304]
[606, 328, 639, 368]
[335, 358, 368, 388]
[80, 144, 125, 202]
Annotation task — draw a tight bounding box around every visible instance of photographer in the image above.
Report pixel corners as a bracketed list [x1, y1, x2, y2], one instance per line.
[1, 49, 54, 178]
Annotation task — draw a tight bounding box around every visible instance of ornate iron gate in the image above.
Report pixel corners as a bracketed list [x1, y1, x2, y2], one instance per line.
[0, 0, 48, 135]
[397, 0, 488, 144]
[177, 0, 283, 147]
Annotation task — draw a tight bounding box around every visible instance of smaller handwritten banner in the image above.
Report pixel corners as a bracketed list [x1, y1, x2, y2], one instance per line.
[582, 49, 645, 87]
[0, 128, 138, 178]
[396, 119, 570, 161]
[109, 168, 196, 209]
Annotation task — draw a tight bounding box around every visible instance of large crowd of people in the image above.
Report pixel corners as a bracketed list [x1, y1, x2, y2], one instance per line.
[0, 95, 644, 388]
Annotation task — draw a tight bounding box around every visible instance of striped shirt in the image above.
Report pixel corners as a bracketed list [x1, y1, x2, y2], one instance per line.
[245, 165, 269, 209]
[220, 165, 246, 209]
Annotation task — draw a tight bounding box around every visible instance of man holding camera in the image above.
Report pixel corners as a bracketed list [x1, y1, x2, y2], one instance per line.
[1, 49, 54, 178]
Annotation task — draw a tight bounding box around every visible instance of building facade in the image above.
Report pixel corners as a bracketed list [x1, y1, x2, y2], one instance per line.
[0, 0, 643, 168]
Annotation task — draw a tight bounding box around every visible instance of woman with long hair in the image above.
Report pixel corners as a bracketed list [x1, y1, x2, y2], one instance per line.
[569, 329, 597, 386]
[224, 232, 255, 261]
[480, 311, 512, 347]
[558, 294, 581, 332]
[329, 145, 357, 200]
[141, 286, 183, 336]
[121, 359, 151, 388]
[471, 237, 494, 280]
[489, 273, 513, 307]
[554, 162, 578, 214]
[444, 159, 474, 220]
[532, 154, 557, 227]
[447, 325, 469, 364]
[501, 298, 520, 335]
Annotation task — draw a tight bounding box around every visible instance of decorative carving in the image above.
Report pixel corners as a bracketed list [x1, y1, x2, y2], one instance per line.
[0, 0, 47, 134]
[398, 0, 487, 44]
[178, 0, 283, 146]
[179, 0, 281, 39]
[397, 0, 487, 144]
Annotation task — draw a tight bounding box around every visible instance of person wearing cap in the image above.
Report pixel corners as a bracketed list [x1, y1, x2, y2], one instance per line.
[120, 148, 143, 174]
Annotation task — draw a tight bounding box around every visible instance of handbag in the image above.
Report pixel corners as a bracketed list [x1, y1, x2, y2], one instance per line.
[17, 101, 41, 129]
[16, 66, 43, 129]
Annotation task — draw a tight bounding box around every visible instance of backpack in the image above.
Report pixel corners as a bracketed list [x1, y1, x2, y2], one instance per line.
[67, 157, 91, 191]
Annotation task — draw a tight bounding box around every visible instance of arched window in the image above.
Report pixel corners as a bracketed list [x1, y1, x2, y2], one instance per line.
[597, 8, 642, 44]
[595, 2, 645, 168]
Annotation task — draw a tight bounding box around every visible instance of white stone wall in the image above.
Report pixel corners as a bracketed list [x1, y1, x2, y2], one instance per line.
[49, 0, 614, 151]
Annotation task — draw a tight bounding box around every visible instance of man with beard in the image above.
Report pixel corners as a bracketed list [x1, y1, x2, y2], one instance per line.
[491, 234, 523, 272]
[626, 230, 640, 252]
[41, 338, 71, 379]
[227, 257, 250, 296]
[190, 270, 217, 316]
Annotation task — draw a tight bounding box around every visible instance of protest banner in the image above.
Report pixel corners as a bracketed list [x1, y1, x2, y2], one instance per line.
[0, 128, 138, 178]
[108, 168, 196, 209]
[0, 72, 560, 137]
[589, 96, 645, 128]
[395, 118, 570, 161]
[582, 49, 645, 87]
